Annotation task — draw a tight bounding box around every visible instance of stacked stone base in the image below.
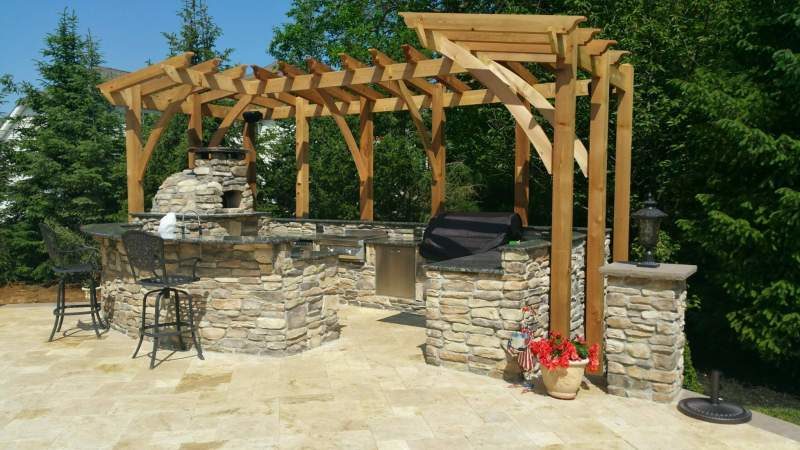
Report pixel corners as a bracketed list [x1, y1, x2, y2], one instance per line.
[423, 241, 586, 379]
[98, 238, 340, 357]
[601, 263, 695, 403]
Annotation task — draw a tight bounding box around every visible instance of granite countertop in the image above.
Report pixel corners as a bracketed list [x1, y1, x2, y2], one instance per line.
[130, 212, 425, 229]
[423, 250, 503, 275]
[367, 237, 421, 247]
[81, 223, 302, 245]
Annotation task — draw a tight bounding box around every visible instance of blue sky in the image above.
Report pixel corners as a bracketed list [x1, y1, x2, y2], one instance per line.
[0, 0, 294, 107]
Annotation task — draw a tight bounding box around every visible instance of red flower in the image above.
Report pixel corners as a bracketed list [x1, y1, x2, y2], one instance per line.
[528, 333, 601, 371]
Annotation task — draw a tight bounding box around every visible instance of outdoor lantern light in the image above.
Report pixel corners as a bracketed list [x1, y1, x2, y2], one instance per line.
[631, 193, 667, 268]
[242, 111, 263, 124]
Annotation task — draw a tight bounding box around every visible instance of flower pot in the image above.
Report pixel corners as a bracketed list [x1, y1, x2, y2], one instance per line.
[540, 358, 588, 400]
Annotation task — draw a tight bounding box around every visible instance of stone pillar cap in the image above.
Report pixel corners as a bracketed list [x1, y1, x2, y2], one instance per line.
[600, 262, 697, 281]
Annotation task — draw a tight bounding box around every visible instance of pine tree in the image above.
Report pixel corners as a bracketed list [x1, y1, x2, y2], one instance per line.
[0, 9, 125, 281]
[142, 0, 233, 207]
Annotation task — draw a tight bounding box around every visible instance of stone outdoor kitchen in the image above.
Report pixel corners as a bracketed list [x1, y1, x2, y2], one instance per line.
[82, 11, 699, 406]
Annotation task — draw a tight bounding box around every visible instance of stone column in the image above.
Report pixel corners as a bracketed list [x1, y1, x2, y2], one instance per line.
[599, 262, 697, 403]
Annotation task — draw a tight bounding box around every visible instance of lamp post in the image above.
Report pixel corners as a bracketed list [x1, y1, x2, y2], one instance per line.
[631, 193, 667, 268]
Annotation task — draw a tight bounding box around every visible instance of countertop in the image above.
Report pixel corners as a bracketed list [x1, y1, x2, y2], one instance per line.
[423, 250, 503, 275]
[81, 223, 302, 245]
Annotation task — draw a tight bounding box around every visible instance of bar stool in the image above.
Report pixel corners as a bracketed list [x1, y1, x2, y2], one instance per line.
[121, 230, 204, 369]
[39, 223, 106, 341]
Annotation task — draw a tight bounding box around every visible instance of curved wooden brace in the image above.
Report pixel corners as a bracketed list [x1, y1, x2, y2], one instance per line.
[137, 85, 194, 180]
[484, 58, 588, 176]
[209, 95, 254, 147]
[431, 32, 553, 173]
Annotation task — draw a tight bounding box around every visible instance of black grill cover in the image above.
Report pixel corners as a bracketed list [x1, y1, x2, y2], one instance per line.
[419, 212, 523, 261]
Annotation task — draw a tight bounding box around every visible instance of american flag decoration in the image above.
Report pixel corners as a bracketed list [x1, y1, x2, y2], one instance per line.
[506, 341, 535, 372]
[517, 346, 535, 372]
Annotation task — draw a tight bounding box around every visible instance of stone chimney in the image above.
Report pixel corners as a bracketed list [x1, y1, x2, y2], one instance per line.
[151, 147, 254, 214]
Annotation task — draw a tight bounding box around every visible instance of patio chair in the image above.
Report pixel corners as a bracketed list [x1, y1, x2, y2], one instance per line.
[121, 230, 204, 369]
[39, 223, 106, 341]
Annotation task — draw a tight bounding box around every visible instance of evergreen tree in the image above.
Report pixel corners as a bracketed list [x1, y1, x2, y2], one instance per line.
[142, 0, 232, 208]
[0, 74, 17, 283]
[674, 1, 800, 375]
[0, 9, 125, 282]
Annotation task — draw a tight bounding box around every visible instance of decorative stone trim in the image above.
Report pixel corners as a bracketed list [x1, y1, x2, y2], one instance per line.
[600, 262, 697, 403]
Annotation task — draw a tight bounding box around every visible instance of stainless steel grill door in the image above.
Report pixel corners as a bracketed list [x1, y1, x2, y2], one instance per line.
[375, 245, 416, 299]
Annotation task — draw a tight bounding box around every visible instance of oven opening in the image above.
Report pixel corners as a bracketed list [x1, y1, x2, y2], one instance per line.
[222, 190, 242, 209]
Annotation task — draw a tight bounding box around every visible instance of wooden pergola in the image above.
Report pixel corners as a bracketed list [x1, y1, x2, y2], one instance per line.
[97, 12, 634, 359]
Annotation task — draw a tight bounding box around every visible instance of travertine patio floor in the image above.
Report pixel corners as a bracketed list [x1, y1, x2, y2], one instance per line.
[0, 303, 796, 449]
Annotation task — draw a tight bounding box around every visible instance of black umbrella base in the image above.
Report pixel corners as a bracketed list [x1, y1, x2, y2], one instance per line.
[678, 397, 752, 424]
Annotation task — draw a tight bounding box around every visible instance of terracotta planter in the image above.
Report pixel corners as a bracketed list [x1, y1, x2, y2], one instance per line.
[540, 358, 588, 400]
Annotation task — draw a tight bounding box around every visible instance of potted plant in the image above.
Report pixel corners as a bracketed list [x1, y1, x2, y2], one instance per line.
[529, 333, 599, 400]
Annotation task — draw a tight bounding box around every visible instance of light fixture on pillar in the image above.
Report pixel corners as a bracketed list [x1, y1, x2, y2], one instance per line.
[242, 111, 263, 125]
[631, 193, 667, 268]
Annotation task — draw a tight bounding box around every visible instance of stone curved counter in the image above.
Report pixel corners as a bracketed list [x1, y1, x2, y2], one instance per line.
[82, 224, 340, 356]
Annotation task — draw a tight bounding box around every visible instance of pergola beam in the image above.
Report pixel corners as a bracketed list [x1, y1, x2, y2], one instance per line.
[401, 44, 470, 93]
[586, 52, 611, 373]
[549, 31, 579, 337]
[369, 48, 436, 96]
[251, 65, 303, 107]
[295, 96, 310, 218]
[613, 64, 634, 261]
[430, 32, 554, 173]
[483, 58, 588, 176]
[208, 95, 254, 147]
[308, 58, 385, 101]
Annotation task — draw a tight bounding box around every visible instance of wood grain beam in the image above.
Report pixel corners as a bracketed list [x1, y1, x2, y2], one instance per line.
[208, 95, 253, 147]
[123, 85, 144, 215]
[308, 58, 384, 101]
[295, 97, 310, 218]
[586, 52, 611, 373]
[369, 48, 435, 96]
[484, 58, 588, 176]
[431, 83, 446, 216]
[549, 32, 578, 337]
[431, 33, 554, 173]
[402, 44, 469, 92]
[138, 85, 193, 180]
[359, 100, 375, 220]
[613, 64, 634, 261]
[317, 90, 367, 179]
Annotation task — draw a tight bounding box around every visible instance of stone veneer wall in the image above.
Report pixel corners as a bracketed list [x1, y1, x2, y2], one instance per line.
[337, 244, 427, 313]
[423, 240, 587, 379]
[601, 263, 696, 403]
[97, 238, 339, 356]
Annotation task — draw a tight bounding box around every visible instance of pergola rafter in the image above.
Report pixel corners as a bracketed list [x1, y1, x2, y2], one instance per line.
[98, 13, 635, 370]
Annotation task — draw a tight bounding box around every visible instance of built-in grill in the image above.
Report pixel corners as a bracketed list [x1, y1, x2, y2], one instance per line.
[419, 212, 523, 262]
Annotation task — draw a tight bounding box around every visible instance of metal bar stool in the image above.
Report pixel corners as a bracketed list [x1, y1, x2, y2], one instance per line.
[39, 223, 107, 341]
[121, 230, 204, 369]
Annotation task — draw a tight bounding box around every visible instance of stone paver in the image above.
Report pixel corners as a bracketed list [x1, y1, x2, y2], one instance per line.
[0, 303, 797, 449]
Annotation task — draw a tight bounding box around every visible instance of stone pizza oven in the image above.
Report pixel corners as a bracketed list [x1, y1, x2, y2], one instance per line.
[151, 147, 254, 213]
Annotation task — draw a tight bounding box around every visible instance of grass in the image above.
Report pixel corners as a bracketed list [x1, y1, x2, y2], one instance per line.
[696, 371, 800, 426]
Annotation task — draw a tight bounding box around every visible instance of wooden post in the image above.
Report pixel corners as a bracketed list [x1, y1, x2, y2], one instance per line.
[549, 33, 578, 337]
[124, 85, 144, 216]
[187, 93, 202, 169]
[514, 99, 531, 226]
[613, 64, 634, 262]
[243, 119, 258, 198]
[586, 52, 611, 372]
[431, 83, 446, 216]
[359, 100, 375, 220]
[295, 97, 310, 218]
